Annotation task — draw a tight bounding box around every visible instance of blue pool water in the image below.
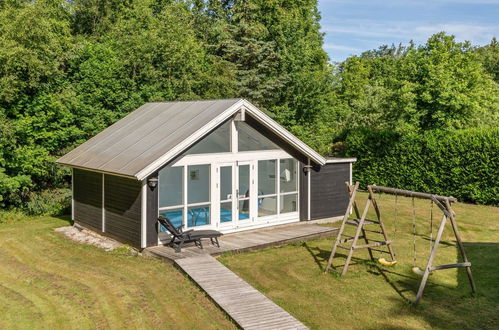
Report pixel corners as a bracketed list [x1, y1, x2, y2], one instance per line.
[159, 207, 249, 232]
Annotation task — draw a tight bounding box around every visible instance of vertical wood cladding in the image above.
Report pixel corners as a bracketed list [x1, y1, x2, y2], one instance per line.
[146, 173, 159, 247]
[299, 163, 309, 221]
[73, 169, 102, 231]
[104, 175, 142, 247]
[310, 163, 350, 220]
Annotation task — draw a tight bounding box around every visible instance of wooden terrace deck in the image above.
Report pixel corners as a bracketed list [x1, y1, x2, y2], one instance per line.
[144, 223, 337, 262]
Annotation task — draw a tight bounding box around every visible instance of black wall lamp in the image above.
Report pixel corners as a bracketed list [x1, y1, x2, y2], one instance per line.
[302, 165, 313, 174]
[147, 177, 158, 189]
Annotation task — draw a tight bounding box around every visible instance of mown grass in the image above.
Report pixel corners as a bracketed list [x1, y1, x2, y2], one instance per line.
[0, 215, 235, 329]
[219, 192, 499, 329]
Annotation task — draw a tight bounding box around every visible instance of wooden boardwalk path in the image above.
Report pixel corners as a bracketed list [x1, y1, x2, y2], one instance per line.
[176, 255, 308, 330]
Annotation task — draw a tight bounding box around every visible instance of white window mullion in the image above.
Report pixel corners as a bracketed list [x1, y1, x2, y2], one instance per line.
[231, 119, 238, 153]
[183, 165, 188, 230]
[276, 158, 280, 218]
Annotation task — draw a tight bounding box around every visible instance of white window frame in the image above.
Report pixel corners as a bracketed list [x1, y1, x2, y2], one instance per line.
[157, 118, 300, 237]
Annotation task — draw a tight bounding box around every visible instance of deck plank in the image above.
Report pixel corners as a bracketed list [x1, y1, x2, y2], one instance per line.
[176, 255, 308, 330]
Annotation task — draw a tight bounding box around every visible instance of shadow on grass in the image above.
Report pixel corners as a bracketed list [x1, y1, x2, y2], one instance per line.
[303, 238, 499, 328]
[302, 241, 376, 273]
[371, 242, 499, 329]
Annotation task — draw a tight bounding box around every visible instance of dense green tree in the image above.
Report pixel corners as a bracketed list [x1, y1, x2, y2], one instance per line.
[335, 33, 498, 133]
[476, 37, 499, 83]
[0, 0, 498, 209]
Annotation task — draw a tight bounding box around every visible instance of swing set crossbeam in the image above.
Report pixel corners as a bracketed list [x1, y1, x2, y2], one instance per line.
[368, 185, 458, 203]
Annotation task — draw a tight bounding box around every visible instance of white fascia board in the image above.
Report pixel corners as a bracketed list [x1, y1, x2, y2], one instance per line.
[135, 98, 326, 180]
[241, 100, 326, 165]
[325, 158, 357, 164]
[135, 99, 245, 180]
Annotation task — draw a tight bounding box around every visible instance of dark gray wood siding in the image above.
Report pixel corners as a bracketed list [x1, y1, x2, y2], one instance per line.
[104, 175, 142, 247]
[73, 169, 102, 231]
[146, 173, 159, 247]
[310, 163, 350, 220]
[299, 163, 309, 221]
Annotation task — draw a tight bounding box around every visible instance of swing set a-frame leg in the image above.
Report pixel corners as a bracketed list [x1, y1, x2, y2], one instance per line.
[414, 213, 447, 305]
[414, 197, 476, 305]
[444, 199, 477, 294]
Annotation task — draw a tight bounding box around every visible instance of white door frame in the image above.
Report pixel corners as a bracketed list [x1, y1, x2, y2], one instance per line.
[235, 160, 256, 229]
[215, 162, 236, 230]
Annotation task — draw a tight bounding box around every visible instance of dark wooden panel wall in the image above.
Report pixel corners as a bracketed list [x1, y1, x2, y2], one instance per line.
[146, 173, 159, 247]
[310, 163, 350, 220]
[73, 169, 102, 231]
[104, 175, 142, 248]
[299, 163, 309, 221]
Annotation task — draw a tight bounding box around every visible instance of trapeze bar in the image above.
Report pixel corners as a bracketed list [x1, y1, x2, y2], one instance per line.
[368, 185, 458, 203]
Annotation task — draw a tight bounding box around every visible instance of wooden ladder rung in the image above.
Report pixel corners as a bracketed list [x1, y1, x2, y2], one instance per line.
[369, 248, 390, 254]
[354, 240, 392, 250]
[430, 262, 471, 271]
[347, 218, 380, 225]
[362, 229, 384, 234]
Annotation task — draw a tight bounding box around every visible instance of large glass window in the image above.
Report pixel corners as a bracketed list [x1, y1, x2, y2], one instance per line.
[258, 160, 277, 216]
[159, 167, 184, 229]
[236, 121, 280, 151]
[184, 121, 231, 155]
[187, 164, 211, 226]
[158, 164, 211, 232]
[159, 166, 183, 207]
[257, 158, 298, 217]
[187, 165, 210, 204]
[279, 158, 298, 214]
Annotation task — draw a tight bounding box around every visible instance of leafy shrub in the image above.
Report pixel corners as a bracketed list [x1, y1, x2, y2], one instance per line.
[25, 188, 71, 216]
[345, 128, 499, 205]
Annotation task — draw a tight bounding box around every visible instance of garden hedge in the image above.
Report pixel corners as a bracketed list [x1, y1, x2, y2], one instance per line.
[345, 128, 499, 205]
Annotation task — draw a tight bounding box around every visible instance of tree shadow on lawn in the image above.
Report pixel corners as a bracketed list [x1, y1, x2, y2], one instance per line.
[303, 240, 499, 329]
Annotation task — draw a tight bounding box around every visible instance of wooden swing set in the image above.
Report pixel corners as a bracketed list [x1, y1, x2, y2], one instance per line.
[325, 182, 476, 305]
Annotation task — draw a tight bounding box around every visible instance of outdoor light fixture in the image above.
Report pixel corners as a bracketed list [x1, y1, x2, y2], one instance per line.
[302, 165, 313, 174]
[147, 177, 158, 189]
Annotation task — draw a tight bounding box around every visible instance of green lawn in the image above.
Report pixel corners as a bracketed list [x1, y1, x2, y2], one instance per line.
[219, 193, 499, 329]
[0, 216, 235, 329]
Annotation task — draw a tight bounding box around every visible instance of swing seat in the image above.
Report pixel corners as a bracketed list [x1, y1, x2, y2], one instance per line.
[377, 257, 397, 266]
[412, 266, 433, 276]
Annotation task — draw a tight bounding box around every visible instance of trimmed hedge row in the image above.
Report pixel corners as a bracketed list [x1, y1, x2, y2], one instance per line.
[345, 128, 499, 205]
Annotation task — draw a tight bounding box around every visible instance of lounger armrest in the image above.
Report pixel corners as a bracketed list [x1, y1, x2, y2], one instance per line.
[183, 229, 194, 235]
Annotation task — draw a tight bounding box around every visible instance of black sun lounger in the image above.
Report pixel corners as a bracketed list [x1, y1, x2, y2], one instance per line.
[158, 216, 222, 253]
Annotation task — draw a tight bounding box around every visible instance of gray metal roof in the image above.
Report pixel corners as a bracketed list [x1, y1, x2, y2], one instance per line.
[57, 98, 326, 180]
